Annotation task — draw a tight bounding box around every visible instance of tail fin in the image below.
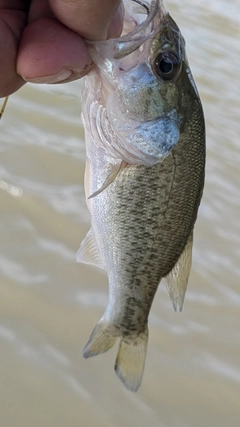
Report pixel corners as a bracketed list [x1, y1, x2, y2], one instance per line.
[83, 321, 148, 392]
[115, 328, 148, 392]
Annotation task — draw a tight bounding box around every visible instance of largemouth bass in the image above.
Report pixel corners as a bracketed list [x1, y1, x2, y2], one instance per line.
[77, 0, 205, 391]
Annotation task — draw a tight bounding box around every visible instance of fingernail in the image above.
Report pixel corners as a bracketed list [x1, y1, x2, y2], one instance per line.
[23, 69, 72, 84]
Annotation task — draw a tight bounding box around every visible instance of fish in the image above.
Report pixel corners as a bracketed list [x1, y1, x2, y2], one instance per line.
[77, 0, 205, 391]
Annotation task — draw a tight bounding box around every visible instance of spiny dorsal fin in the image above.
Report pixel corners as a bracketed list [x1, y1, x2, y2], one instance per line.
[165, 232, 193, 312]
[88, 160, 127, 199]
[76, 228, 104, 269]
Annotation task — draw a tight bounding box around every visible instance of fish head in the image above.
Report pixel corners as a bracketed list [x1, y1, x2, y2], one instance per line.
[85, 0, 202, 165]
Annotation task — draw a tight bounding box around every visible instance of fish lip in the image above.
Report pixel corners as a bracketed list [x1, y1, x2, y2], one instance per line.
[85, 0, 164, 60]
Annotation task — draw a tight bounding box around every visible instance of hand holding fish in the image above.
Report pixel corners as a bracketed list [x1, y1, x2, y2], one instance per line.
[0, 0, 123, 97]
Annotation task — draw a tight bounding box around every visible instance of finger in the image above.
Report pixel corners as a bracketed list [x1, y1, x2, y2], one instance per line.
[17, 17, 93, 84]
[17, 0, 94, 84]
[27, 0, 54, 21]
[107, 1, 124, 39]
[49, 0, 123, 40]
[0, 5, 28, 97]
[17, 0, 124, 86]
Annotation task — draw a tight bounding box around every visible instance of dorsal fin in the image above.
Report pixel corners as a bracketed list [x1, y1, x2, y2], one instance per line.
[165, 232, 193, 312]
[76, 229, 104, 270]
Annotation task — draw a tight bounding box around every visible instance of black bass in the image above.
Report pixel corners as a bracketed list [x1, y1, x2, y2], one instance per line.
[77, 0, 205, 391]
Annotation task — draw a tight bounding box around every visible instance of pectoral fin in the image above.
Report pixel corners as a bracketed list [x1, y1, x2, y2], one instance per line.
[165, 232, 193, 312]
[76, 228, 104, 270]
[88, 160, 127, 199]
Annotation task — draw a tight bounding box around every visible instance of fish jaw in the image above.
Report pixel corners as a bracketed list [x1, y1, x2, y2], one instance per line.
[86, 0, 164, 68]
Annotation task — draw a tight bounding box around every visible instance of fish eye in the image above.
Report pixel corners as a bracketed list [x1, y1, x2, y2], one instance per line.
[153, 51, 181, 81]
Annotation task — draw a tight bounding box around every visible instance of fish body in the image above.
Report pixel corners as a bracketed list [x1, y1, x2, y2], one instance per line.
[77, 0, 205, 391]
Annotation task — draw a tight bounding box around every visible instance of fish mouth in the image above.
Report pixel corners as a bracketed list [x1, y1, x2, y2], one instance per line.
[86, 0, 164, 60]
[131, 0, 150, 15]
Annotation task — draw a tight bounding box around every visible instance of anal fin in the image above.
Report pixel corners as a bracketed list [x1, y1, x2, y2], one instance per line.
[165, 232, 193, 312]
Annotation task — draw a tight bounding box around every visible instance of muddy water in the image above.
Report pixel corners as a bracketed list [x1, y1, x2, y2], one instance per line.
[0, 1, 240, 426]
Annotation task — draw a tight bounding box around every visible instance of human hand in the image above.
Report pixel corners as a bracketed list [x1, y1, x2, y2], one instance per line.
[0, 0, 123, 97]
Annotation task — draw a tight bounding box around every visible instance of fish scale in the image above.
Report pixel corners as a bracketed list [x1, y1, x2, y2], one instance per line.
[77, 0, 205, 391]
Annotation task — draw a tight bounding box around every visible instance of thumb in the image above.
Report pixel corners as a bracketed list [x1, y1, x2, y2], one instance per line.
[49, 0, 123, 40]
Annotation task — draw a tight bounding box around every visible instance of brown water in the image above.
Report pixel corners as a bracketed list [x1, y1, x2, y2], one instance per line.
[0, 1, 240, 426]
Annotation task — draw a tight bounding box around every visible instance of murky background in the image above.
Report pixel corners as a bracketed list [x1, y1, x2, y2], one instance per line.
[0, 1, 240, 426]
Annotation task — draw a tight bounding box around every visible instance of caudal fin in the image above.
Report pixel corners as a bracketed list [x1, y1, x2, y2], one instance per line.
[115, 328, 148, 392]
[83, 321, 148, 392]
